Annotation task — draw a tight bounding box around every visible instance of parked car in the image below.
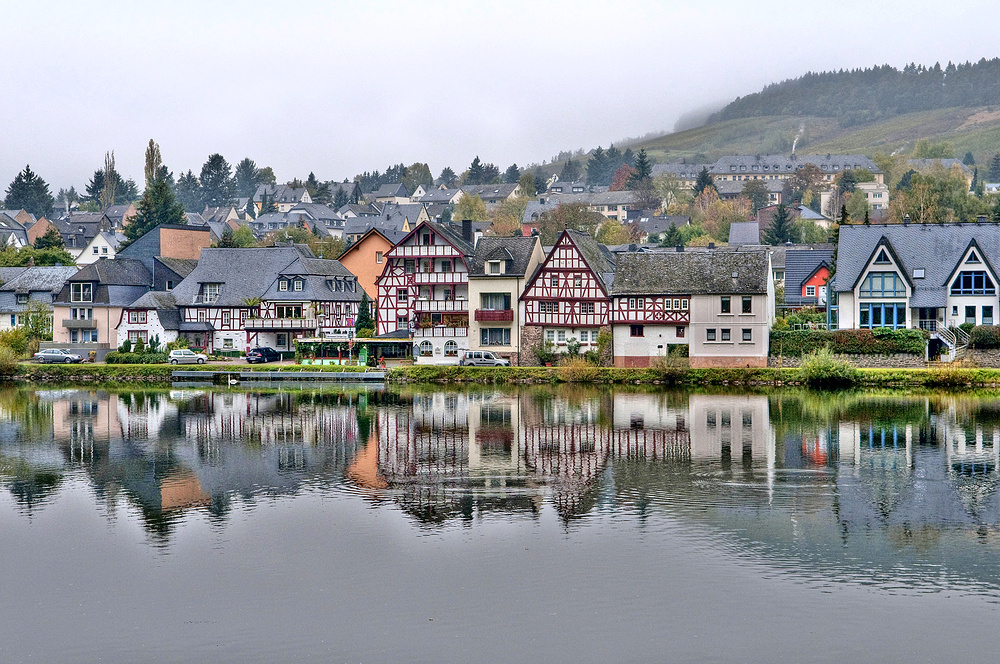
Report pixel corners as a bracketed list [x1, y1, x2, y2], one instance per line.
[168, 349, 207, 365]
[459, 350, 510, 366]
[33, 348, 83, 364]
[246, 347, 281, 364]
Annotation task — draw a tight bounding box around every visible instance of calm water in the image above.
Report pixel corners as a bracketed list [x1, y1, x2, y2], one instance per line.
[2, 385, 1000, 663]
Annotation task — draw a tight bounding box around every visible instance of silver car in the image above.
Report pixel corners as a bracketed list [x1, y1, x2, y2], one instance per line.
[33, 348, 83, 363]
[459, 350, 510, 366]
[168, 349, 208, 364]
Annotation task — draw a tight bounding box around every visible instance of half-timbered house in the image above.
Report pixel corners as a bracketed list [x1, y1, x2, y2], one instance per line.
[375, 220, 476, 363]
[611, 249, 773, 368]
[520, 229, 616, 363]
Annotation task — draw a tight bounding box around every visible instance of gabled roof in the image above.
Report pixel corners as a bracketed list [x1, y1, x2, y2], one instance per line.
[128, 290, 177, 311]
[374, 182, 409, 198]
[611, 250, 770, 295]
[729, 222, 761, 246]
[467, 236, 540, 277]
[395, 219, 474, 257]
[0, 266, 78, 295]
[154, 257, 198, 279]
[460, 183, 519, 200]
[170, 247, 307, 307]
[262, 256, 362, 303]
[69, 258, 151, 285]
[563, 229, 616, 293]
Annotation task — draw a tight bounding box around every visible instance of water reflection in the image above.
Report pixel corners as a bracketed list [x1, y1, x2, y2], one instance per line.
[5, 385, 1000, 590]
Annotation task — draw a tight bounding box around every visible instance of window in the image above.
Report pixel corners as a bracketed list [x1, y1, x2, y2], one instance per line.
[203, 283, 220, 302]
[859, 303, 907, 329]
[418, 340, 433, 356]
[376, 251, 383, 264]
[546, 330, 555, 342]
[278, 280, 288, 292]
[681, 299, 688, 310]
[707, 329, 716, 341]
[16, 294, 28, 305]
[71, 307, 92, 320]
[128, 311, 147, 324]
[913, 268, 925, 279]
[874, 249, 891, 264]
[742, 328, 752, 341]
[440, 260, 452, 273]
[293, 280, 303, 291]
[166, 280, 174, 291]
[721, 329, 731, 341]
[276, 305, 302, 318]
[404, 259, 415, 274]
[488, 260, 501, 274]
[222, 311, 230, 326]
[742, 296, 752, 314]
[92, 246, 99, 255]
[951, 271, 995, 295]
[966, 251, 981, 263]
[985, 306, 995, 326]
[223, 338, 234, 349]
[557, 330, 566, 342]
[9, 315, 14, 326]
[444, 340, 458, 356]
[574, 275, 582, 287]
[966, 306, 977, 325]
[630, 325, 644, 337]
[721, 296, 731, 313]
[101, 246, 108, 254]
[397, 315, 408, 329]
[481, 328, 511, 346]
[665, 299, 672, 310]
[550, 275, 559, 287]
[198, 310, 206, 322]
[579, 331, 588, 342]
[676, 326, 685, 338]
[539, 301, 559, 313]
[128, 330, 148, 343]
[397, 288, 408, 303]
[580, 302, 595, 314]
[860, 272, 905, 297]
[71, 283, 93, 302]
[806, 285, 816, 297]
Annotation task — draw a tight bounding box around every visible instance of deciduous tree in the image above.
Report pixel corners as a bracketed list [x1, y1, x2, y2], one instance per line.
[454, 194, 488, 222]
[740, 179, 769, 214]
[535, 203, 603, 245]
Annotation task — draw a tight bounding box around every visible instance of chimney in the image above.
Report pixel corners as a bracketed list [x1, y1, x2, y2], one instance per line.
[978, 215, 988, 224]
[903, 214, 910, 226]
[462, 219, 472, 243]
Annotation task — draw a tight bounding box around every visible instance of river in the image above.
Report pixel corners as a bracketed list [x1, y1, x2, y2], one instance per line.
[1, 384, 999, 663]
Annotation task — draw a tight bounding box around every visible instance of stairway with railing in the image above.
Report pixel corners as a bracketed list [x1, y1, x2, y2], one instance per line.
[936, 326, 969, 362]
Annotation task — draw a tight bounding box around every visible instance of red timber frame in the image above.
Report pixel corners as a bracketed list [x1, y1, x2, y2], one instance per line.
[374, 222, 470, 336]
[611, 295, 691, 325]
[521, 232, 610, 327]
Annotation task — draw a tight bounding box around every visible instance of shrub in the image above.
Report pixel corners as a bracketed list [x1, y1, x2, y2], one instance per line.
[770, 328, 925, 356]
[0, 327, 29, 356]
[969, 325, 1000, 349]
[0, 345, 19, 375]
[119, 339, 132, 353]
[799, 348, 861, 388]
[960, 322, 976, 334]
[559, 356, 599, 382]
[104, 352, 168, 364]
[133, 337, 146, 353]
[356, 327, 374, 339]
[165, 339, 189, 351]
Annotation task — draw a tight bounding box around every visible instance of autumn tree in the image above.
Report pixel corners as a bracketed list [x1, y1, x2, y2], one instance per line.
[596, 219, 631, 244]
[740, 179, 769, 214]
[610, 164, 635, 192]
[488, 196, 528, 236]
[402, 163, 433, 192]
[454, 194, 488, 223]
[517, 172, 536, 197]
[535, 203, 603, 245]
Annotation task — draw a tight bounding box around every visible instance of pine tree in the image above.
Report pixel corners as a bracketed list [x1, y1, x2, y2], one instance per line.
[764, 203, 798, 245]
[233, 158, 261, 199]
[175, 170, 202, 212]
[963, 151, 976, 166]
[333, 186, 350, 209]
[437, 167, 457, 188]
[627, 149, 653, 188]
[586, 147, 609, 186]
[839, 205, 849, 225]
[559, 159, 582, 183]
[355, 293, 374, 333]
[692, 167, 716, 196]
[660, 223, 682, 247]
[199, 153, 234, 208]
[259, 193, 276, 215]
[33, 226, 64, 250]
[466, 157, 486, 185]
[4, 165, 54, 218]
[503, 164, 521, 184]
[125, 177, 186, 242]
[989, 154, 1000, 182]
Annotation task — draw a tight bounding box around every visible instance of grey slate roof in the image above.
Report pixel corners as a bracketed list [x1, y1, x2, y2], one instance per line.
[155, 257, 198, 279]
[0, 266, 78, 296]
[54, 258, 152, 307]
[126, 291, 182, 330]
[260, 256, 363, 303]
[170, 247, 309, 307]
[835, 223, 1000, 305]
[467, 236, 540, 277]
[636, 215, 690, 237]
[612, 250, 770, 296]
[460, 183, 519, 201]
[414, 188, 461, 204]
[373, 182, 409, 198]
[0, 267, 27, 285]
[729, 222, 761, 246]
[650, 163, 713, 180]
[906, 159, 973, 177]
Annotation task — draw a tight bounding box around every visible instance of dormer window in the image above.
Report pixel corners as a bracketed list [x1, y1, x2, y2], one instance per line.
[488, 260, 501, 274]
[71, 283, 93, 302]
[874, 249, 891, 264]
[16, 294, 28, 305]
[966, 251, 981, 263]
[278, 279, 288, 291]
[294, 279, 303, 291]
[202, 283, 220, 303]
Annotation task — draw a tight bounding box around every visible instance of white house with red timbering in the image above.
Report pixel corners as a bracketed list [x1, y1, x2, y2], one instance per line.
[375, 220, 478, 363]
[519, 229, 616, 360]
[610, 249, 773, 368]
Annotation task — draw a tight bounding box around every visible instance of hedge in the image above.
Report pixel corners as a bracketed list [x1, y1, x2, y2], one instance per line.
[770, 328, 926, 357]
[104, 352, 169, 364]
[969, 325, 1000, 349]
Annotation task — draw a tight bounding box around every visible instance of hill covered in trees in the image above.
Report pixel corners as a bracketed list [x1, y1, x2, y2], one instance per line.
[709, 59, 1000, 128]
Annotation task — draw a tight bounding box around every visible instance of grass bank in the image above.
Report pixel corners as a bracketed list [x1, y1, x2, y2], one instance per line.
[7, 363, 1000, 390]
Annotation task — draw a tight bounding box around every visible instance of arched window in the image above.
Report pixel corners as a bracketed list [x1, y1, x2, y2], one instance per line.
[419, 340, 433, 356]
[444, 340, 458, 357]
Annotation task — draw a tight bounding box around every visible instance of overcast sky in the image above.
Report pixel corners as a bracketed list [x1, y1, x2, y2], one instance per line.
[1, 0, 996, 193]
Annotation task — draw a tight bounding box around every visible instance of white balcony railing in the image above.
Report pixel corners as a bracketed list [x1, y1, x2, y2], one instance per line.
[391, 245, 461, 258]
[243, 317, 319, 330]
[411, 271, 468, 285]
[413, 299, 468, 313]
[414, 327, 468, 338]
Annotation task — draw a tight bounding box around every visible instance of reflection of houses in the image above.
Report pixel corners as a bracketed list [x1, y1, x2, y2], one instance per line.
[688, 394, 774, 465]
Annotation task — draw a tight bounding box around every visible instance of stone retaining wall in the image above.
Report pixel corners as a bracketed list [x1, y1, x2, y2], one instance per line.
[768, 353, 925, 368]
[966, 349, 1000, 368]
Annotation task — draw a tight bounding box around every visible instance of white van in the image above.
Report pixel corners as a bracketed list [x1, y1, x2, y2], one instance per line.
[459, 350, 510, 367]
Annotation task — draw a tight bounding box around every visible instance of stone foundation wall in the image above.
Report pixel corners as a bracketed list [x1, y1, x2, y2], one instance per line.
[768, 353, 925, 368]
[966, 349, 1000, 368]
[519, 325, 543, 366]
[691, 355, 768, 369]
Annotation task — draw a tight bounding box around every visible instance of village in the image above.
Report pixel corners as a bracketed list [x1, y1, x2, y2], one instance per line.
[0, 151, 994, 370]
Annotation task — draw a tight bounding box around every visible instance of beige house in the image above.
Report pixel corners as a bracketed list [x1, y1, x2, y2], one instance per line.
[467, 236, 545, 364]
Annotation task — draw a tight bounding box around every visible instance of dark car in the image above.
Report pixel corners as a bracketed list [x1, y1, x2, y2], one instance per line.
[246, 347, 281, 364]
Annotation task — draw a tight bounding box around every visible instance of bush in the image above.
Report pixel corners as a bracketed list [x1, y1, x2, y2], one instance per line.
[799, 348, 861, 388]
[119, 339, 132, 353]
[104, 352, 168, 364]
[0, 345, 19, 375]
[969, 325, 1000, 349]
[770, 328, 925, 356]
[356, 327, 374, 339]
[960, 322, 976, 334]
[165, 339, 189, 351]
[0, 328, 29, 356]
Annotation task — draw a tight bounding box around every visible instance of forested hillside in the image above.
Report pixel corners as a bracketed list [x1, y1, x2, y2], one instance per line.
[709, 59, 1000, 128]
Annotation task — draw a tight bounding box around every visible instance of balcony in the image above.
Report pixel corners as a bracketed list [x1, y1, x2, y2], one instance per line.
[391, 245, 461, 258]
[475, 308, 513, 322]
[414, 327, 468, 338]
[243, 317, 319, 330]
[917, 319, 937, 332]
[63, 318, 97, 329]
[413, 299, 468, 313]
[412, 271, 468, 285]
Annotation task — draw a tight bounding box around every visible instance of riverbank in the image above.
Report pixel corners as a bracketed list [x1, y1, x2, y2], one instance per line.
[7, 362, 1000, 389]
